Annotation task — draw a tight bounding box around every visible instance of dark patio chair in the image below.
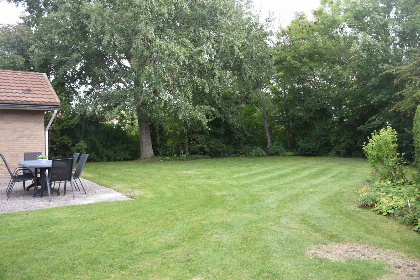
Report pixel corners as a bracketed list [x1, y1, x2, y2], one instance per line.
[24, 152, 42, 173]
[72, 152, 80, 171]
[24, 152, 42, 189]
[42, 157, 75, 201]
[1, 154, 35, 199]
[73, 153, 89, 194]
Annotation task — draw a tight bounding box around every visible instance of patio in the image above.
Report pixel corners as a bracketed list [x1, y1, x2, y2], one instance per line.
[0, 177, 130, 214]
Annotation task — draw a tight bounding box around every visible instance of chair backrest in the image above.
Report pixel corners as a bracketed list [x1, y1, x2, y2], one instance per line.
[24, 152, 42, 173]
[74, 154, 89, 178]
[72, 153, 80, 170]
[0, 154, 14, 177]
[24, 152, 42, 161]
[50, 157, 73, 182]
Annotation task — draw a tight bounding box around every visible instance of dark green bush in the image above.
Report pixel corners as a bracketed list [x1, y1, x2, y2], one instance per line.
[189, 134, 228, 157]
[157, 154, 211, 161]
[267, 143, 286, 156]
[296, 122, 332, 156]
[248, 148, 266, 157]
[49, 113, 139, 161]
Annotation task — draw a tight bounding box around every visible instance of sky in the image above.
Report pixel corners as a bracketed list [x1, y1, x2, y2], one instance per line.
[0, 0, 321, 27]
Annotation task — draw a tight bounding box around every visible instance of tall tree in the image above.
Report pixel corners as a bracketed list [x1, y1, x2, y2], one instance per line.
[9, 0, 270, 159]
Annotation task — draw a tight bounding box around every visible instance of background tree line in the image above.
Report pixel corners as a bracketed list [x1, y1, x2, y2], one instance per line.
[0, 0, 418, 161]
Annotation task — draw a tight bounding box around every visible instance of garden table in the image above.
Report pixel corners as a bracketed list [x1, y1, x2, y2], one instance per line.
[18, 160, 55, 201]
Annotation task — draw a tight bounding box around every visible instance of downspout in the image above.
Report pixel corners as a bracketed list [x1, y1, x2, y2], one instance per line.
[45, 110, 58, 157]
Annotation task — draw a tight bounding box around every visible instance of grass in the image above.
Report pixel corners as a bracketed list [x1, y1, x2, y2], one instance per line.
[1, 156, 419, 279]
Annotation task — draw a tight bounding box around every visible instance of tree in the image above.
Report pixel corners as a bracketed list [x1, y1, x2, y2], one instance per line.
[0, 24, 34, 71]
[272, 0, 419, 158]
[10, 0, 271, 159]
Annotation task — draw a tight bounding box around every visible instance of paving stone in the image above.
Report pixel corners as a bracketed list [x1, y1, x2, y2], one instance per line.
[0, 177, 130, 214]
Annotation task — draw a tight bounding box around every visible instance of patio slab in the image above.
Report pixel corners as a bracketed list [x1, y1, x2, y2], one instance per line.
[0, 177, 130, 214]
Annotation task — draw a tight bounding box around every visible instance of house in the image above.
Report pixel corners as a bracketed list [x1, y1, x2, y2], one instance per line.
[0, 69, 60, 177]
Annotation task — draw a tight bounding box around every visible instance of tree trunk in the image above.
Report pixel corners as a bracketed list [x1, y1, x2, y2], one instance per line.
[184, 127, 190, 156]
[283, 82, 292, 150]
[284, 106, 292, 150]
[285, 122, 292, 150]
[136, 105, 155, 160]
[262, 106, 272, 150]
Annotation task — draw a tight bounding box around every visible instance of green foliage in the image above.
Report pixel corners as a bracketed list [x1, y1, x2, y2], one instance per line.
[267, 143, 286, 155]
[156, 154, 211, 161]
[363, 125, 405, 182]
[1, 0, 418, 163]
[272, 0, 419, 160]
[414, 105, 420, 167]
[73, 141, 88, 155]
[49, 112, 139, 162]
[357, 192, 381, 208]
[358, 179, 420, 232]
[11, 0, 274, 159]
[248, 147, 267, 157]
[0, 24, 34, 71]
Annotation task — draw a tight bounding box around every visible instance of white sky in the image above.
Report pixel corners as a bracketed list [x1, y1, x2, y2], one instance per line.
[0, 0, 321, 28]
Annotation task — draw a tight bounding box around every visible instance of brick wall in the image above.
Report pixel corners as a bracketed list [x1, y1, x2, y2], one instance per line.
[0, 109, 45, 178]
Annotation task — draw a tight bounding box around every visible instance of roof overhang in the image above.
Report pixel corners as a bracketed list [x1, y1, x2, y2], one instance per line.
[0, 103, 61, 111]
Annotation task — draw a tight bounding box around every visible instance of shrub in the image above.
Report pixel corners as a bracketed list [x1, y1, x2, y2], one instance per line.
[363, 124, 405, 182]
[357, 192, 381, 208]
[248, 147, 266, 157]
[157, 154, 211, 161]
[267, 143, 286, 156]
[357, 179, 420, 232]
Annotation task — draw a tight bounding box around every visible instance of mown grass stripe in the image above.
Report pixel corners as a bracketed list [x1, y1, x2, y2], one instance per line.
[1, 157, 419, 280]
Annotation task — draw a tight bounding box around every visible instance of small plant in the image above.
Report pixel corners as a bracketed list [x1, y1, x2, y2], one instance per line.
[357, 192, 380, 208]
[248, 148, 266, 157]
[37, 155, 48, 160]
[363, 124, 405, 182]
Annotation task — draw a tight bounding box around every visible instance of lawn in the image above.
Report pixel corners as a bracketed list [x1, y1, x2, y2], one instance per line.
[1, 156, 419, 279]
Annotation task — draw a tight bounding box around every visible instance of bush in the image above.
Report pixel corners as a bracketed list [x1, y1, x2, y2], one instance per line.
[50, 113, 140, 161]
[248, 147, 266, 157]
[157, 154, 211, 161]
[267, 143, 286, 156]
[363, 124, 405, 182]
[357, 179, 420, 232]
[357, 192, 381, 208]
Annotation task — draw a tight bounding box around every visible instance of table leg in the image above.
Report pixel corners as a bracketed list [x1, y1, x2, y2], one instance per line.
[71, 177, 75, 199]
[46, 172, 51, 202]
[32, 168, 56, 200]
[26, 168, 40, 191]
